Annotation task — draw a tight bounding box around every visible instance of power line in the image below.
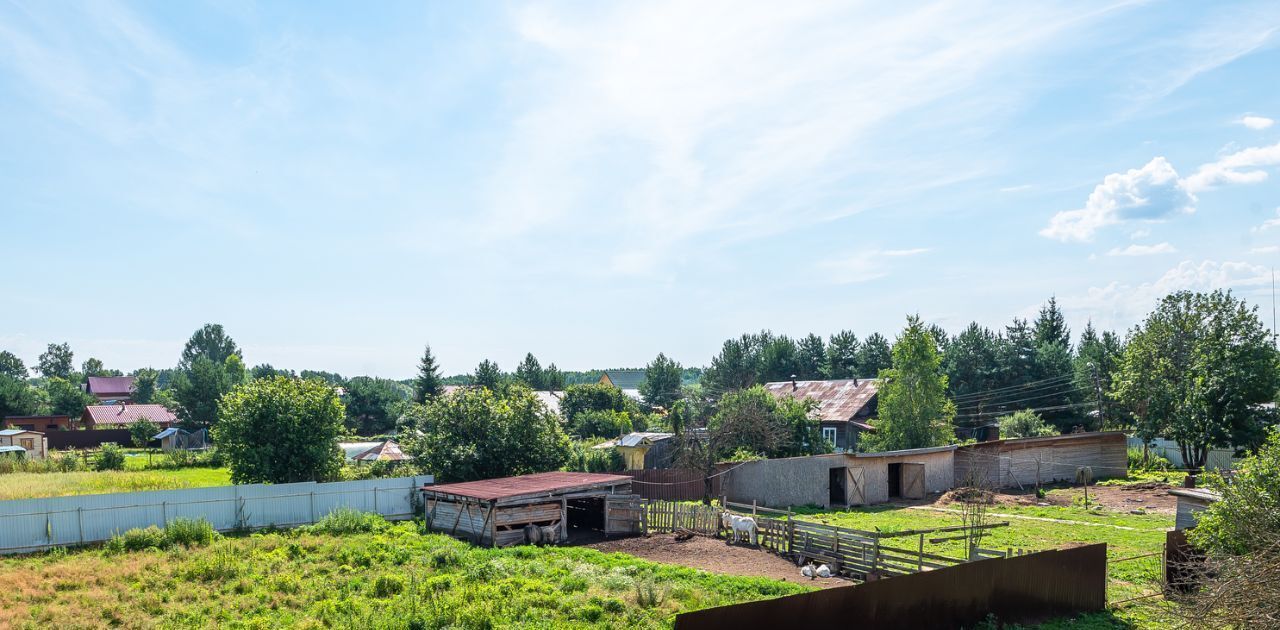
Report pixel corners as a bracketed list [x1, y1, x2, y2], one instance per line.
[953, 384, 1094, 414]
[952, 401, 1096, 421]
[948, 374, 1077, 403]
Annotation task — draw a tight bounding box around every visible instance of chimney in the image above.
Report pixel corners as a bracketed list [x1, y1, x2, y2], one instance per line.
[117, 401, 126, 415]
[790, 375, 797, 390]
[853, 378, 859, 387]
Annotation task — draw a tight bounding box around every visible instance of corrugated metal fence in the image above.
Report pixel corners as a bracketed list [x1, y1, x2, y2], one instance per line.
[1127, 437, 1239, 470]
[0, 475, 431, 555]
[618, 467, 725, 501]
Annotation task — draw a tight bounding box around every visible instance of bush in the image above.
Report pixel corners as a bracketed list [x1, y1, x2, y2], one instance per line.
[96, 443, 126, 471]
[1127, 447, 1173, 473]
[997, 410, 1056, 439]
[373, 574, 405, 597]
[165, 517, 218, 547]
[304, 508, 389, 536]
[563, 441, 625, 473]
[106, 526, 169, 553]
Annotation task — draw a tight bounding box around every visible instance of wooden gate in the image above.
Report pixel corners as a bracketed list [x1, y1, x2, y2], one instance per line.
[604, 495, 644, 535]
[901, 463, 925, 499]
[846, 467, 866, 506]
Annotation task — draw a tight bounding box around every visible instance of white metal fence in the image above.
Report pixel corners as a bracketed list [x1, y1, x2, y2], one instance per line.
[1127, 437, 1239, 471]
[0, 475, 431, 555]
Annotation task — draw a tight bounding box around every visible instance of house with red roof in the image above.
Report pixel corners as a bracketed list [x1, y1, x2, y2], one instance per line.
[80, 403, 177, 429]
[85, 376, 136, 402]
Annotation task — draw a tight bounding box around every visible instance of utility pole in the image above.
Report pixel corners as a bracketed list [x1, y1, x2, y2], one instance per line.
[1088, 361, 1104, 432]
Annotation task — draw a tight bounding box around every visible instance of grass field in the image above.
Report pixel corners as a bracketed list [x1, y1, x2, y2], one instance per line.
[0, 518, 812, 629]
[0, 467, 231, 501]
[795, 500, 1175, 628]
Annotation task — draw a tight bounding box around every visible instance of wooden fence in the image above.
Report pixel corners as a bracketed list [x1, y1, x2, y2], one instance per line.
[642, 499, 1013, 580]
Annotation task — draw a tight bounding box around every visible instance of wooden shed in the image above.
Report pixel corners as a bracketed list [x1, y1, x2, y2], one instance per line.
[421, 472, 639, 547]
[1169, 488, 1220, 530]
[953, 431, 1128, 490]
[721, 446, 956, 509]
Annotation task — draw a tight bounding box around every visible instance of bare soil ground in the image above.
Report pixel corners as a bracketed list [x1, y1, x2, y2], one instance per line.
[931, 480, 1177, 514]
[585, 533, 853, 589]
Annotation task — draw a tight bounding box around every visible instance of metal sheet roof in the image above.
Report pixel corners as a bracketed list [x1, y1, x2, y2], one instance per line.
[600, 370, 646, 390]
[422, 471, 632, 502]
[0, 429, 40, 436]
[86, 376, 135, 396]
[353, 440, 411, 462]
[764, 379, 880, 423]
[82, 404, 177, 426]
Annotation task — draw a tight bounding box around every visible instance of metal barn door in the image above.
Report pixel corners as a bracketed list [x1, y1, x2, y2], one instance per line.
[845, 467, 866, 506]
[901, 463, 926, 499]
[604, 495, 644, 535]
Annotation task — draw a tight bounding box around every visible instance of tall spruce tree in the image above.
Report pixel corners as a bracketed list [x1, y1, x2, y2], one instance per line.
[474, 360, 503, 390]
[856, 333, 893, 377]
[413, 345, 443, 403]
[825, 330, 860, 379]
[515, 353, 546, 390]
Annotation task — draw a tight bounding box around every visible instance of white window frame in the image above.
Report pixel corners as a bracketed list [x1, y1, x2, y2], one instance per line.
[822, 427, 838, 446]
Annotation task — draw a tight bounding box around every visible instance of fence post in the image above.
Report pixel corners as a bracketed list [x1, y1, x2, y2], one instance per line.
[77, 507, 84, 545]
[309, 491, 316, 523]
[786, 508, 793, 554]
[161, 501, 167, 526]
[918, 533, 924, 572]
[374, 487, 379, 514]
[752, 500, 757, 517]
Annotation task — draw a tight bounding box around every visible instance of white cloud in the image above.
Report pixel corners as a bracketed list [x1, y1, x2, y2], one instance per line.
[1240, 115, 1275, 130]
[1249, 245, 1279, 254]
[1184, 141, 1280, 192]
[1253, 207, 1280, 233]
[818, 248, 929, 284]
[1129, 228, 1151, 239]
[1107, 242, 1177, 256]
[1073, 260, 1271, 328]
[1000, 184, 1032, 193]
[1040, 157, 1194, 242]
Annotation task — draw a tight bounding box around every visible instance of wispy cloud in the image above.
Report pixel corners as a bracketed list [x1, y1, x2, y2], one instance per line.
[1000, 184, 1033, 193]
[1249, 245, 1279, 254]
[1240, 115, 1275, 130]
[1253, 208, 1280, 233]
[1184, 142, 1280, 192]
[818, 248, 930, 284]
[1107, 242, 1177, 256]
[1072, 260, 1271, 328]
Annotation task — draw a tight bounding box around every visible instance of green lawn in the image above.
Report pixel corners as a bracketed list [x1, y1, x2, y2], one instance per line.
[794, 502, 1175, 628]
[0, 520, 812, 628]
[0, 467, 231, 501]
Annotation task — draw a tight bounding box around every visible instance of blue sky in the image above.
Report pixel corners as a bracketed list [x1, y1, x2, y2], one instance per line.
[2, 1, 1279, 378]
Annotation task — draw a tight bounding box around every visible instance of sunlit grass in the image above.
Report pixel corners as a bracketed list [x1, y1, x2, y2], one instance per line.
[0, 467, 231, 501]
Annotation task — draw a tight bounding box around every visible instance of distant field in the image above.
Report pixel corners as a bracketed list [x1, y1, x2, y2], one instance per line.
[0, 467, 231, 501]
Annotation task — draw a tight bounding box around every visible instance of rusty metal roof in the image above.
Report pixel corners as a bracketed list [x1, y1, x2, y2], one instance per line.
[354, 440, 411, 462]
[421, 471, 632, 502]
[764, 379, 880, 423]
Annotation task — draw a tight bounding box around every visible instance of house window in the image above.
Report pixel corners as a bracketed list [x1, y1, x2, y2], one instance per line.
[822, 427, 838, 446]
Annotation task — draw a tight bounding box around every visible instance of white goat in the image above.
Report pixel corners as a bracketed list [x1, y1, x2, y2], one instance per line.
[720, 512, 758, 546]
[800, 563, 816, 579]
[815, 564, 832, 578]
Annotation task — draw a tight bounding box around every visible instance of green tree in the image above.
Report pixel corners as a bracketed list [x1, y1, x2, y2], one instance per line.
[758, 336, 800, 382]
[403, 385, 570, 482]
[825, 330, 860, 379]
[702, 335, 759, 394]
[473, 360, 503, 390]
[514, 353, 546, 390]
[713, 386, 826, 458]
[944, 322, 1002, 400]
[128, 418, 160, 448]
[300, 370, 344, 384]
[250, 364, 295, 380]
[572, 410, 633, 439]
[1032, 296, 1071, 348]
[412, 345, 443, 403]
[343, 376, 408, 435]
[81, 357, 120, 377]
[1189, 427, 1280, 555]
[37, 342, 74, 379]
[132, 368, 159, 404]
[214, 376, 345, 484]
[0, 376, 40, 418]
[179, 324, 240, 369]
[44, 377, 94, 416]
[640, 353, 683, 410]
[561, 384, 641, 437]
[855, 333, 892, 378]
[172, 356, 231, 429]
[0, 351, 28, 380]
[1114, 290, 1280, 469]
[997, 409, 1056, 438]
[796, 334, 827, 379]
[1074, 322, 1125, 430]
[868, 316, 956, 451]
[543, 363, 565, 390]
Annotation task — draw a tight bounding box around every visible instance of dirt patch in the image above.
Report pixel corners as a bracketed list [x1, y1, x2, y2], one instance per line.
[936, 481, 1177, 515]
[585, 533, 852, 589]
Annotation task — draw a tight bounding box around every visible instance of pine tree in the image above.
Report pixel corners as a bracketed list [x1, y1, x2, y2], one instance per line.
[856, 333, 892, 377]
[413, 345, 443, 403]
[825, 330, 860, 379]
[474, 360, 503, 391]
[515, 353, 546, 390]
[1033, 296, 1071, 349]
[640, 353, 683, 409]
[797, 333, 827, 379]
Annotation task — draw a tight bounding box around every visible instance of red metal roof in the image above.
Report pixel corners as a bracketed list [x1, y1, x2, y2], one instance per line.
[764, 379, 880, 423]
[422, 471, 632, 502]
[82, 404, 177, 426]
[86, 376, 135, 396]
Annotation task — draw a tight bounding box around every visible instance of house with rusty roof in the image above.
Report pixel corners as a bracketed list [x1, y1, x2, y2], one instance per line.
[80, 403, 177, 430]
[85, 376, 136, 402]
[764, 378, 880, 453]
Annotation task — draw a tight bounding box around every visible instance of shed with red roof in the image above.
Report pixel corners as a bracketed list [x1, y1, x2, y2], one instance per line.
[80, 403, 177, 429]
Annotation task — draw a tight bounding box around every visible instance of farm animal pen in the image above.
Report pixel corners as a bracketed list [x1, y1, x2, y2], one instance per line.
[721, 446, 956, 509]
[421, 472, 639, 547]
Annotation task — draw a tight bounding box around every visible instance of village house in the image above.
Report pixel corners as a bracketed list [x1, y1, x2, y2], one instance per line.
[80, 403, 177, 430]
[763, 378, 879, 453]
[598, 370, 645, 402]
[2, 415, 73, 432]
[592, 432, 676, 469]
[84, 376, 136, 402]
[0, 429, 47, 459]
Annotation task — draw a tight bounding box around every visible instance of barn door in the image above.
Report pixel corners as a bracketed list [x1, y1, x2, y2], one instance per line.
[901, 463, 925, 499]
[604, 495, 644, 535]
[845, 467, 866, 506]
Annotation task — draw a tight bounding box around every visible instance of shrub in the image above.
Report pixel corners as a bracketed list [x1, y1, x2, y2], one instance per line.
[1127, 447, 1173, 473]
[429, 546, 462, 569]
[106, 526, 168, 553]
[165, 517, 218, 547]
[634, 579, 666, 608]
[373, 574, 405, 597]
[95, 443, 126, 471]
[997, 410, 1056, 439]
[304, 508, 388, 536]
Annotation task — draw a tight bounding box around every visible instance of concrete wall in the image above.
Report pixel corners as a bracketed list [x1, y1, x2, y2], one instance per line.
[955, 433, 1128, 490]
[722, 448, 956, 509]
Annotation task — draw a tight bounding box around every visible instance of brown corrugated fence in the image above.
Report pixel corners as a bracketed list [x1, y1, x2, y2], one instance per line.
[673, 543, 1107, 629]
[618, 468, 723, 502]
